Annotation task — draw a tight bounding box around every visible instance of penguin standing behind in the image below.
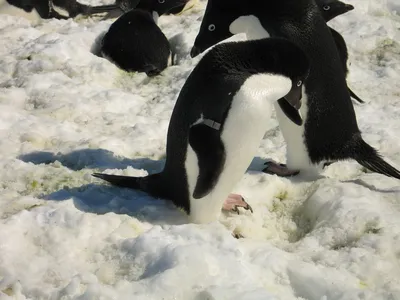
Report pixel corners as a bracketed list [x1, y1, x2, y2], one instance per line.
[100, 8, 173, 76]
[0, 0, 119, 20]
[316, 0, 365, 104]
[93, 38, 310, 224]
[190, 0, 400, 180]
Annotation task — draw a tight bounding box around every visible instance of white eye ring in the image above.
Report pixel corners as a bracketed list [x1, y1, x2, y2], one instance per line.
[296, 80, 302, 87]
[208, 24, 216, 31]
[323, 5, 330, 10]
[158, 0, 165, 3]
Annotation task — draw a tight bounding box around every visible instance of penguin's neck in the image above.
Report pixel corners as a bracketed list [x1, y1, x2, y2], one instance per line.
[229, 15, 270, 40]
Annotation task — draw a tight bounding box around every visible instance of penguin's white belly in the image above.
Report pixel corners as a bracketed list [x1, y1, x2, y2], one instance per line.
[186, 74, 291, 224]
[228, 18, 318, 174]
[274, 90, 321, 174]
[0, 0, 41, 23]
[274, 91, 311, 170]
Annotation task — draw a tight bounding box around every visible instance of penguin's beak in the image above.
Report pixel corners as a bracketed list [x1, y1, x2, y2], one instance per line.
[284, 84, 302, 110]
[190, 46, 201, 58]
[344, 4, 354, 12]
[278, 83, 303, 126]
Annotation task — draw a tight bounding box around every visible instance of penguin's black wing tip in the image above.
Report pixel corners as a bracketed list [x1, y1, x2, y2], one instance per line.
[348, 88, 365, 104]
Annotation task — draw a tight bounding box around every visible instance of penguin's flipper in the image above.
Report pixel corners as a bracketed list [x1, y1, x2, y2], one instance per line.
[189, 123, 226, 199]
[348, 87, 365, 104]
[277, 98, 303, 126]
[101, 8, 125, 19]
[84, 4, 121, 15]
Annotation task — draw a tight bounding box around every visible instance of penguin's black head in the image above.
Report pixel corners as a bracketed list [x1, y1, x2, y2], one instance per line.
[135, 0, 191, 16]
[261, 38, 310, 111]
[190, 0, 312, 58]
[6, 0, 35, 12]
[190, 0, 245, 58]
[316, 0, 354, 22]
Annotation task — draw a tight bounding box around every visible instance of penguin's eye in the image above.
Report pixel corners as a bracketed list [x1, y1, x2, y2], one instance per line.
[323, 5, 330, 10]
[158, 0, 165, 3]
[208, 24, 216, 31]
[296, 80, 302, 87]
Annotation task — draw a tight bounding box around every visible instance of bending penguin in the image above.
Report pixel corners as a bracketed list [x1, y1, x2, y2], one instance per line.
[316, 0, 365, 104]
[0, 0, 119, 21]
[190, 0, 400, 180]
[100, 8, 173, 77]
[93, 37, 310, 224]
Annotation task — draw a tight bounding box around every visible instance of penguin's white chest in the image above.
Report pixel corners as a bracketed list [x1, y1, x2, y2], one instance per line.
[229, 15, 270, 40]
[229, 15, 317, 173]
[185, 74, 292, 224]
[0, 0, 41, 22]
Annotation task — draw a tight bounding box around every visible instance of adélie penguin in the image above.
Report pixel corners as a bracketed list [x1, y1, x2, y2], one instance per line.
[190, 0, 400, 180]
[93, 37, 310, 224]
[316, 0, 365, 104]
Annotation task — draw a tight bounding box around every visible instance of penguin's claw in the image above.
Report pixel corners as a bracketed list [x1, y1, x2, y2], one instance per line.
[222, 193, 253, 214]
[263, 161, 300, 177]
[232, 232, 244, 239]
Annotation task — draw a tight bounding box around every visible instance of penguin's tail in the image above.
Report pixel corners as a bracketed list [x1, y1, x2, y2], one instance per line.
[349, 88, 365, 104]
[92, 172, 167, 198]
[352, 138, 400, 179]
[83, 4, 121, 15]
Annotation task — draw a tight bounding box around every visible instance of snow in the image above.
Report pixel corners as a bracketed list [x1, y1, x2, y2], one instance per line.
[0, 0, 399, 299]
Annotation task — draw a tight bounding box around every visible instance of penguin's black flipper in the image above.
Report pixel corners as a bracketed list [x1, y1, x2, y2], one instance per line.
[92, 173, 141, 189]
[348, 87, 365, 104]
[353, 138, 400, 179]
[277, 98, 303, 126]
[189, 123, 226, 199]
[83, 4, 120, 15]
[101, 8, 125, 19]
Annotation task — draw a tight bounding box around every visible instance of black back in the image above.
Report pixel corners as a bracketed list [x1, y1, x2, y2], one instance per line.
[6, 0, 36, 12]
[6, 0, 119, 19]
[192, 0, 362, 163]
[101, 9, 171, 76]
[162, 38, 309, 211]
[136, 0, 189, 15]
[315, 0, 354, 22]
[109, 0, 189, 18]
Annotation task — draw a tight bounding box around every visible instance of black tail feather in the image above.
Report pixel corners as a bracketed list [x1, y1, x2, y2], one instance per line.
[85, 4, 120, 15]
[354, 139, 400, 179]
[349, 87, 365, 104]
[92, 172, 169, 200]
[92, 173, 141, 189]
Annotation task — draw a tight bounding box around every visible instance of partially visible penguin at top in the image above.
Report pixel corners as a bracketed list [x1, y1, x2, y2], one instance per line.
[101, 0, 195, 20]
[316, 0, 365, 104]
[93, 37, 310, 224]
[100, 2, 174, 77]
[0, 0, 119, 22]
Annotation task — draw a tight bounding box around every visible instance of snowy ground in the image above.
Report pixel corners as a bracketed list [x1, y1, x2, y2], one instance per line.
[0, 0, 400, 299]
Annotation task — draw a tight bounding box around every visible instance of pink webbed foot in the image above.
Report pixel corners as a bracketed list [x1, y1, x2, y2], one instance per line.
[222, 193, 253, 215]
[263, 161, 300, 177]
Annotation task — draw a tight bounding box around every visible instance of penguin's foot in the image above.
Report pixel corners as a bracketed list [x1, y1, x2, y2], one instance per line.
[222, 193, 253, 214]
[232, 232, 244, 239]
[263, 161, 300, 177]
